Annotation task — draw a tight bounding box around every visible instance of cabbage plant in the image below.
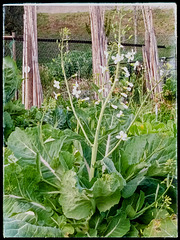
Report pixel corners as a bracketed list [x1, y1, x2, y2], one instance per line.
[3, 16, 177, 238]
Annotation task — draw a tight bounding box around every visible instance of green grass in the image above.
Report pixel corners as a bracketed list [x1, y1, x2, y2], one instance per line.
[35, 7, 176, 63]
[4, 7, 175, 69]
[37, 8, 176, 47]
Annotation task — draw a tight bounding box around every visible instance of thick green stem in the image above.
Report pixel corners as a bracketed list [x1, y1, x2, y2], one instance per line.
[89, 13, 122, 181]
[89, 79, 118, 181]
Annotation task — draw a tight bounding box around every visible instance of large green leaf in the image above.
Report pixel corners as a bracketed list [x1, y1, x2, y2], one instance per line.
[7, 127, 62, 185]
[120, 133, 177, 179]
[4, 217, 63, 237]
[4, 163, 57, 227]
[121, 168, 148, 198]
[92, 172, 125, 212]
[43, 107, 68, 129]
[3, 56, 22, 104]
[120, 134, 148, 176]
[7, 127, 37, 164]
[104, 210, 130, 237]
[143, 214, 177, 237]
[59, 170, 95, 220]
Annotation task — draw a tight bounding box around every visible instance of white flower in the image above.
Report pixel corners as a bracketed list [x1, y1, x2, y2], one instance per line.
[112, 54, 124, 64]
[53, 80, 60, 89]
[121, 92, 127, 98]
[72, 88, 81, 98]
[98, 88, 103, 93]
[122, 67, 130, 78]
[116, 110, 123, 118]
[121, 102, 128, 109]
[82, 97, 90, 101]
[104, 51, 109, 59]
[111, 104, 118, 109]
[116, 131, 128, 141]
[67, 106, 71, 111]
[124, 86, 131, 91]
[115, 78, 119, 82]
[125, 49, 136, 62]
[53, 91, 60, 100]
[134, 61, 140, 70]
[74, 81, 79, 88]
[95, 100, 100, 105]
[100, 65, 108, 74]
[118, 43, 124, 48]
[128, 82, 133, 87]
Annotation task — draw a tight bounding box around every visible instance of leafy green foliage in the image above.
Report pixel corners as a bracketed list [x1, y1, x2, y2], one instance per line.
[45, 50, 92, 82]
[43, 106, 72, 129]
[4, 217, 63, 237]
[3, 56, 22, 104]
[59, 170, 95, 220]
[4, 6, 23, 35]
[92, 172, 125, 212]
[143, 214, 177, 237]
[4, 120, 177, 237]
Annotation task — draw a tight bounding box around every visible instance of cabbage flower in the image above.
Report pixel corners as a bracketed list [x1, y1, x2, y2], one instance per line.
[53, 91, 60, 100]
[53, 80, 60, 89]
[124, 86, 131, 91]
[100, 65, 108, 74]
[116, 131, 128, 141]
[121, 93, 127, 98]
[118, 43, 124, 48]
[125, 49, 136, 62]
[82, 97, 90, 101]
[111, 104, 118, 109]
[121, 102, 128, 109]
[112, 54, 124, 64]
[134, 61, 140, 70]
[72, 81, 81, 98]
[95, 100, 100, 105]
[122, 67, 130, 78]
[116, 110, 123, 118]
[72, 88, 81, 98]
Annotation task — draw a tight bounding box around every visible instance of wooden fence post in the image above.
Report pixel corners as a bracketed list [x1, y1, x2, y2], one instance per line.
[89, 6, 110, 99]
[133, 6, 138, 52]
[12, 31, 19, 100]
[142, 6, 162, 100]
[22, 5, 43, 109]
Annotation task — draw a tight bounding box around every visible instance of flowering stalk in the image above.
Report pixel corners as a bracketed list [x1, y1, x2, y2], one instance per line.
[89, 11, 123, 181]
[60, 38, 92, 147]
[132, 176, 174, 219]
[104, 77, 164, 159]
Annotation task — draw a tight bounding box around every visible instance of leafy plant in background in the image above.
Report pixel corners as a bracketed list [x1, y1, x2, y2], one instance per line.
[3, 56, 23, 143]
[45, 49, 93, 82]
[3, 12, 177, 238]
[3, 56, 22, 104]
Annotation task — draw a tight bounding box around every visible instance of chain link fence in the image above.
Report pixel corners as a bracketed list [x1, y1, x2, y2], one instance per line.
[3, 5, 176, 71]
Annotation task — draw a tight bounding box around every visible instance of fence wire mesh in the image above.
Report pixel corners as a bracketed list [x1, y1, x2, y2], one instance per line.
[3, 5, 176, 71]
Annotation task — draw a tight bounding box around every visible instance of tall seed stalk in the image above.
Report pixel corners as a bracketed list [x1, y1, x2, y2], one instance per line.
[59, 10, 164, 182]
[89, 10, 123, 181]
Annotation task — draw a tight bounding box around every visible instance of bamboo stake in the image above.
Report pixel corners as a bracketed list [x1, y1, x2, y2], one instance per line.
[22, 12, 26, 105]
[25, 6, 28, 109]
[142, 6, 161, 100]
[89, 6, 110, 99]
